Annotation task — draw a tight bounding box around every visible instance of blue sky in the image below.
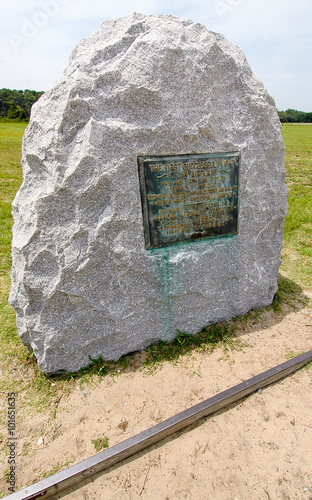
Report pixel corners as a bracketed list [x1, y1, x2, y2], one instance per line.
[1, 0, 312, 111]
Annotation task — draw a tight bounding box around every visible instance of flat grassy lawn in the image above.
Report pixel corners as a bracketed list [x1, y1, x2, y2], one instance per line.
[0, 121, 25, 306]
[0, 122, 27, 395]
[281, 123, 312, 289]
[0, 122, 26, 270]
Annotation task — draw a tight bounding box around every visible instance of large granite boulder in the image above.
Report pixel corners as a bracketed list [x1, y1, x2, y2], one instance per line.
[9, 13, 287, 373]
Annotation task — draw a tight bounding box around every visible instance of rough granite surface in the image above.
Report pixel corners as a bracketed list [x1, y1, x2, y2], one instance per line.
[9, 13, 287, 374]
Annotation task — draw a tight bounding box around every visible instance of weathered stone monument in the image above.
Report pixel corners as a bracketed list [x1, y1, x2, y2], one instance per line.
[9, 13, 287, 373]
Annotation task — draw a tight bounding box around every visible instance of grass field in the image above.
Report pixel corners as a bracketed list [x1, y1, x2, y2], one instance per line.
[0, 121, 311, 418]
[280, 124, 312, 289]
[0, 122, 26, 364]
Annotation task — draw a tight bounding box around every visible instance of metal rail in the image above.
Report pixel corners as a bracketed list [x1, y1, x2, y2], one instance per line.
[4, 349, 312, 500]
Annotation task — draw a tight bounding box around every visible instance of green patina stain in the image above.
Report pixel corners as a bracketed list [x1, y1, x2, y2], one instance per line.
[149, 245, 178, 341]
[148, 233, 238, 340]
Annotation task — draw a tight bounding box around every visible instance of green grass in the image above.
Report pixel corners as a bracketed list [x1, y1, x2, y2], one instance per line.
[56, 320, 244, 380]
[285, 350, 312, 370]
[0, 121, 310, 415]
[0, 122, 25, 270]
[142, 322, 244, 370]
[91, 436, 109, 452]
[40, 459, 74, 479]
[0, 122, 29, 408]
[281, 123, 312, 289]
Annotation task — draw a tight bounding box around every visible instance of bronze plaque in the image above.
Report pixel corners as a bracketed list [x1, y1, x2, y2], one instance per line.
[138, 152, 239, 249]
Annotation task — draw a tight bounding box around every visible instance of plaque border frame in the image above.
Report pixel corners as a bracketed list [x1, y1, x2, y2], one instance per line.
[137, 151, 240, 250]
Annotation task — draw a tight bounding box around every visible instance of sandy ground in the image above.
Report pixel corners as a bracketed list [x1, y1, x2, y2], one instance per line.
[1, 295, 312, 499]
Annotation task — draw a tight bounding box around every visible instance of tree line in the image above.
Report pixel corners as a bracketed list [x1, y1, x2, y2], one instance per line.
[277, 109, 312, 123]
[0, 88, 44, 120]
[1, 88, 311, 123]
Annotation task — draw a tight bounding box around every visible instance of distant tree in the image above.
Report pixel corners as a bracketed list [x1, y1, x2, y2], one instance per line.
[303, 112, 312, 122]
[0, 88, 44, 120]
[6, 102, 27, 120]
[278, 108, 312, 123]
[278, 111, 288, 123]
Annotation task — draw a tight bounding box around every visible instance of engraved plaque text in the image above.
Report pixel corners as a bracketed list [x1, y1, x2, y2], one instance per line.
[138, 152, 239, 249]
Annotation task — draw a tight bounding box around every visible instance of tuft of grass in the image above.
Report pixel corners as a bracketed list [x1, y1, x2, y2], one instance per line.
[21, 442, 31, 457]
[40, 459, 74, 479]
[285, 350, 305, 360]
[58, 355, 130, 382]
[3, 467, 10, 483]
[285, 350, 312, 370]
[51, 321, 246, 379]
[142, 322, 243, 370]
[91, 436, 109, 452]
